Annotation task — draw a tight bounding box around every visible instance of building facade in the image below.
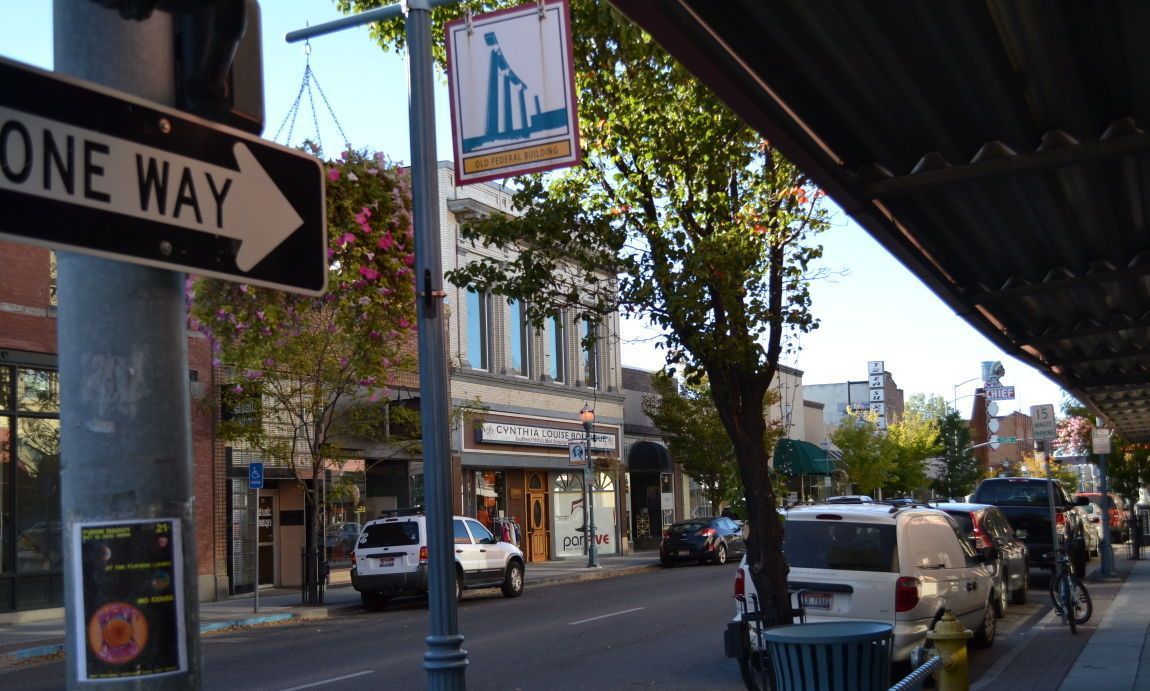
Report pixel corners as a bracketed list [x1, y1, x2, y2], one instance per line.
[0, 243, 223, 615]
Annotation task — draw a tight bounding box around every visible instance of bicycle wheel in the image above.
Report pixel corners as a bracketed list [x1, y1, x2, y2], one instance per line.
[1068, 577, 1092, 625]
[1062, 578, 1076, 634]
[1048, 572, 1076, 633]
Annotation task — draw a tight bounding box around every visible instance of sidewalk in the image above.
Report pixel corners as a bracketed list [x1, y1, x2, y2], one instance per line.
[972, 551, 1150, 690]
[0, 552, 662, 667]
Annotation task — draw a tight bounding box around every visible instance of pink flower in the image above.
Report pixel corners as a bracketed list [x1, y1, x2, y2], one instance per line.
[339, 233, 356, 246]
[378, 233, 394, 250]
[398, 318, 411, 329]
[359, 266, 380, 281]
[339, 356, 350, 368]
[327, 168, 340, 181]
[232, 384, 244, 394]
[355, 208, 373, 225]
[403, 254, 415, 266]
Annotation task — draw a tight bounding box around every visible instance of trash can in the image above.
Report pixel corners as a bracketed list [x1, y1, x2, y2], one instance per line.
[761, 621, 894, 691]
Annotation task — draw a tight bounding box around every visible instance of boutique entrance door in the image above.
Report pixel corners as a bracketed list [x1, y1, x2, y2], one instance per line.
[526, 472, 550, 562]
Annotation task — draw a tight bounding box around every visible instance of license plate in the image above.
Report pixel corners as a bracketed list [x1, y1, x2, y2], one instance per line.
[378, 557, 394, 567]
[800, 591, 833, 610]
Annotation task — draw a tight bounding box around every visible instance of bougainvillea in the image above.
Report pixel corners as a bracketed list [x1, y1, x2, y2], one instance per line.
[190, 150, 418, 601]
[1053, 415, 1093, 458]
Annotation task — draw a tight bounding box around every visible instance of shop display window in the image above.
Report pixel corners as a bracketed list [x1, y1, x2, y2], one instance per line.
[476, 470, 506, 530]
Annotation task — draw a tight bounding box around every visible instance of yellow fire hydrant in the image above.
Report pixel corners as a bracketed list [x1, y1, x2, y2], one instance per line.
[925, 611, 972, 691]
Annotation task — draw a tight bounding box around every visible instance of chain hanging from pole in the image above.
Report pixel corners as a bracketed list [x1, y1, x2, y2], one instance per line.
[273, 36, 352, 157]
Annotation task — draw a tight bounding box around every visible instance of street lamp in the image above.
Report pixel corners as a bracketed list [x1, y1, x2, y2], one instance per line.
[580, 401, 600, 568]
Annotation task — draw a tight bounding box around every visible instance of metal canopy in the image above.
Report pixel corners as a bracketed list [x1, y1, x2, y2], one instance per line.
[610, 0, 1150, 441]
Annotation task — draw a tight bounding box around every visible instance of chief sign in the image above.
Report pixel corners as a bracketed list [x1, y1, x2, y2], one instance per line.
[0, 57, 326, 295]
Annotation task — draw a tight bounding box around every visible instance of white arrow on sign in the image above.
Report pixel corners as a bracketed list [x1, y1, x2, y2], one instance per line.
[0, 104, 303, 271]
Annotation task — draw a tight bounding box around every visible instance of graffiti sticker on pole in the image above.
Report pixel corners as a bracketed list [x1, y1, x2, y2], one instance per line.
[445, 0, 581, 185]
[72, 519, 186, 681]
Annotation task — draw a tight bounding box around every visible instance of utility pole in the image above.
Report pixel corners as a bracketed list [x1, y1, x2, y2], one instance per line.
[55, 3, 200, 688]
[287, 2, 465, 688]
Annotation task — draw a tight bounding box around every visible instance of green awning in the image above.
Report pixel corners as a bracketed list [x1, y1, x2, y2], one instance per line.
[773, 438, 834, 475]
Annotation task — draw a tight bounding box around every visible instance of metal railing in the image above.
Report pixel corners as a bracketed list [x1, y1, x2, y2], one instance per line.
[889, 654, 943, 691]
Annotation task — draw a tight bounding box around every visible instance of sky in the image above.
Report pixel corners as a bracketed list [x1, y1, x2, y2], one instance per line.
[0, 2, 1069, 420]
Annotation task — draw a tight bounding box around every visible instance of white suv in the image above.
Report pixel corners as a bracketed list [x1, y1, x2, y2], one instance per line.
[351, 511, 525, 610]
[726, 503, 995, 685]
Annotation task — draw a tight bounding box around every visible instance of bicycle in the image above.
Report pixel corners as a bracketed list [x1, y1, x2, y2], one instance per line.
[1048, 541, 1092, 633]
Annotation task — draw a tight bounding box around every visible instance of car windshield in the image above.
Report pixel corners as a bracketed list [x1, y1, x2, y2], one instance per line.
[977, 481, 1051, 505]
[669, 521, 709, 535]
[359, 521, 420, 548]
[945, 512, 975, 534]
[784, 521, 898, 573]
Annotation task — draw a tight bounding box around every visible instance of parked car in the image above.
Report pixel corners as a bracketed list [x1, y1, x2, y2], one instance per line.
[826, 495, 875, 504]
[969, 477, 1090, 576]
[351, 510, 525, 610]
[1076, 504, 1102, 556]
[1079, 492, 1130, 543]
[660, 516, 746, 566]
[725, 502, 996, 686]
[326, 522, 362, 561]
[933, 502, 1030, 614]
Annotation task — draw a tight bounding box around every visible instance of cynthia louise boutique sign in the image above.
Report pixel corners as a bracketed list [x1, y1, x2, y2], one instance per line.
[480, 422, 616, 451]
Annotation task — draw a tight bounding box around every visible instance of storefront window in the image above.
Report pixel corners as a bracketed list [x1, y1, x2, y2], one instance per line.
[552, 472, 585, 558]
[16, 417, 61, 573]
[476, 471, 505, 530]
[17, 368, 59, 413]
[1, 416, 10, 574]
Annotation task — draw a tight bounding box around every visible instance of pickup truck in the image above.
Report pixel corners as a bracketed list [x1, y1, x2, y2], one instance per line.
[969, 477, 1089, 577]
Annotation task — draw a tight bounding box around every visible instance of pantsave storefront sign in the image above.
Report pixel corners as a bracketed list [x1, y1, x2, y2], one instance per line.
[479, 422, 615, 451]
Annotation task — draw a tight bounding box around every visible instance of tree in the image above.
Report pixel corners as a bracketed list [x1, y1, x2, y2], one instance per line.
[935, 411, 980, 498]
[339, 0, 831, 626]
[884, 409, 941, 496]
[190, 151, 420, 603]
[643, 372, 785, 514]
[829, 411, 891, 496]
[906, 393, 948, 421]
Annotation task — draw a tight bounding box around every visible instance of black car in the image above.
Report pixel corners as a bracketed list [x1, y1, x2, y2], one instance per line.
[934, 502, 1030, 615]
[660, 516, 746, 566]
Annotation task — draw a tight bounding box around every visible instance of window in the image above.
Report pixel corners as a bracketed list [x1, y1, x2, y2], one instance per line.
[508, 298, 530, 377]
[546, 313, 566, 382]
[580, 317, 599, 388]
[466, 289, 492, 370]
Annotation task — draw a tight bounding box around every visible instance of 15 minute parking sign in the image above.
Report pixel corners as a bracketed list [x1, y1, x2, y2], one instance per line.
[0, 56, 327, 295]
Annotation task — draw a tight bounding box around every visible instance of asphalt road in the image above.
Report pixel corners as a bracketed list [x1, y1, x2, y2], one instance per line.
[0, 563, 1057, 690]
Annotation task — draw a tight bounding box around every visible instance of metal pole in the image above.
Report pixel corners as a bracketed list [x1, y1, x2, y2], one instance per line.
[1099, 451, 1115, 576]
[285, 3, 464, 685]
[254, 489, 259, 614]
[585, 422, 599, 568]
[407, 0, 466, 687]
[1041, 441, 1060, 573]
[55, 4, 200, 688]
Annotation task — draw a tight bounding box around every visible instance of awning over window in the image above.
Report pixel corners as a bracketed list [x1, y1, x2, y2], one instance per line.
[773, 438, 834, 476]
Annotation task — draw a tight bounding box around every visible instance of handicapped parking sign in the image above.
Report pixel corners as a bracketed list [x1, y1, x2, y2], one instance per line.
[248, 462, 264, 490]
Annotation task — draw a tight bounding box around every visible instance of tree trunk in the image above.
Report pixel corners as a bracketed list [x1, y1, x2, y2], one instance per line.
[710, 367, 791, 627]
[303, 486, 322, 605]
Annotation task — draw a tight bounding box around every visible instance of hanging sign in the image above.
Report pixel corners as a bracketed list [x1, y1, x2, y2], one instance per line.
[0, 56, 327, 295]
[445, 0, 581, 185]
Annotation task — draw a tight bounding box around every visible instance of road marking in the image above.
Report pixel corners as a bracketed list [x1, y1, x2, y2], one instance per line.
[568, 607, 644, 625]
[280, 671, 374, 690]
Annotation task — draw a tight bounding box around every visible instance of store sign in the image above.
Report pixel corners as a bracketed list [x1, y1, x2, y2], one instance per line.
[480, 422, 616, 450]
[445, 0, 581, 185]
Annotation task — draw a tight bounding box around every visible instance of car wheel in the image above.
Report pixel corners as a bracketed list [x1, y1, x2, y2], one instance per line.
[501, 561, 524, 598]
[455, 568, 463, 603]
[1010, 565, 1029, 605]
[660, 558, 674, 568]
[971, 598, 996, 649]
[1071, 542, 1088, 579]
[714, 543, 728, 565]
[360, 591, 389, 611]
[993, 573, 1007, 618]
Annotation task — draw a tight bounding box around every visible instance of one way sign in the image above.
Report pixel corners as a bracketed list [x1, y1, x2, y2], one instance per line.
[0, 57, 326, 295]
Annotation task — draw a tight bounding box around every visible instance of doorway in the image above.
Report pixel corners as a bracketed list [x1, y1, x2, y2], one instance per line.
[526, 472, 550, 562]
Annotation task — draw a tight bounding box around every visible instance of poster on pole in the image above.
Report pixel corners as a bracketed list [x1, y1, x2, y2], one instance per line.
[72, 519, 186, 681]
[445, 0, 581, 185]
